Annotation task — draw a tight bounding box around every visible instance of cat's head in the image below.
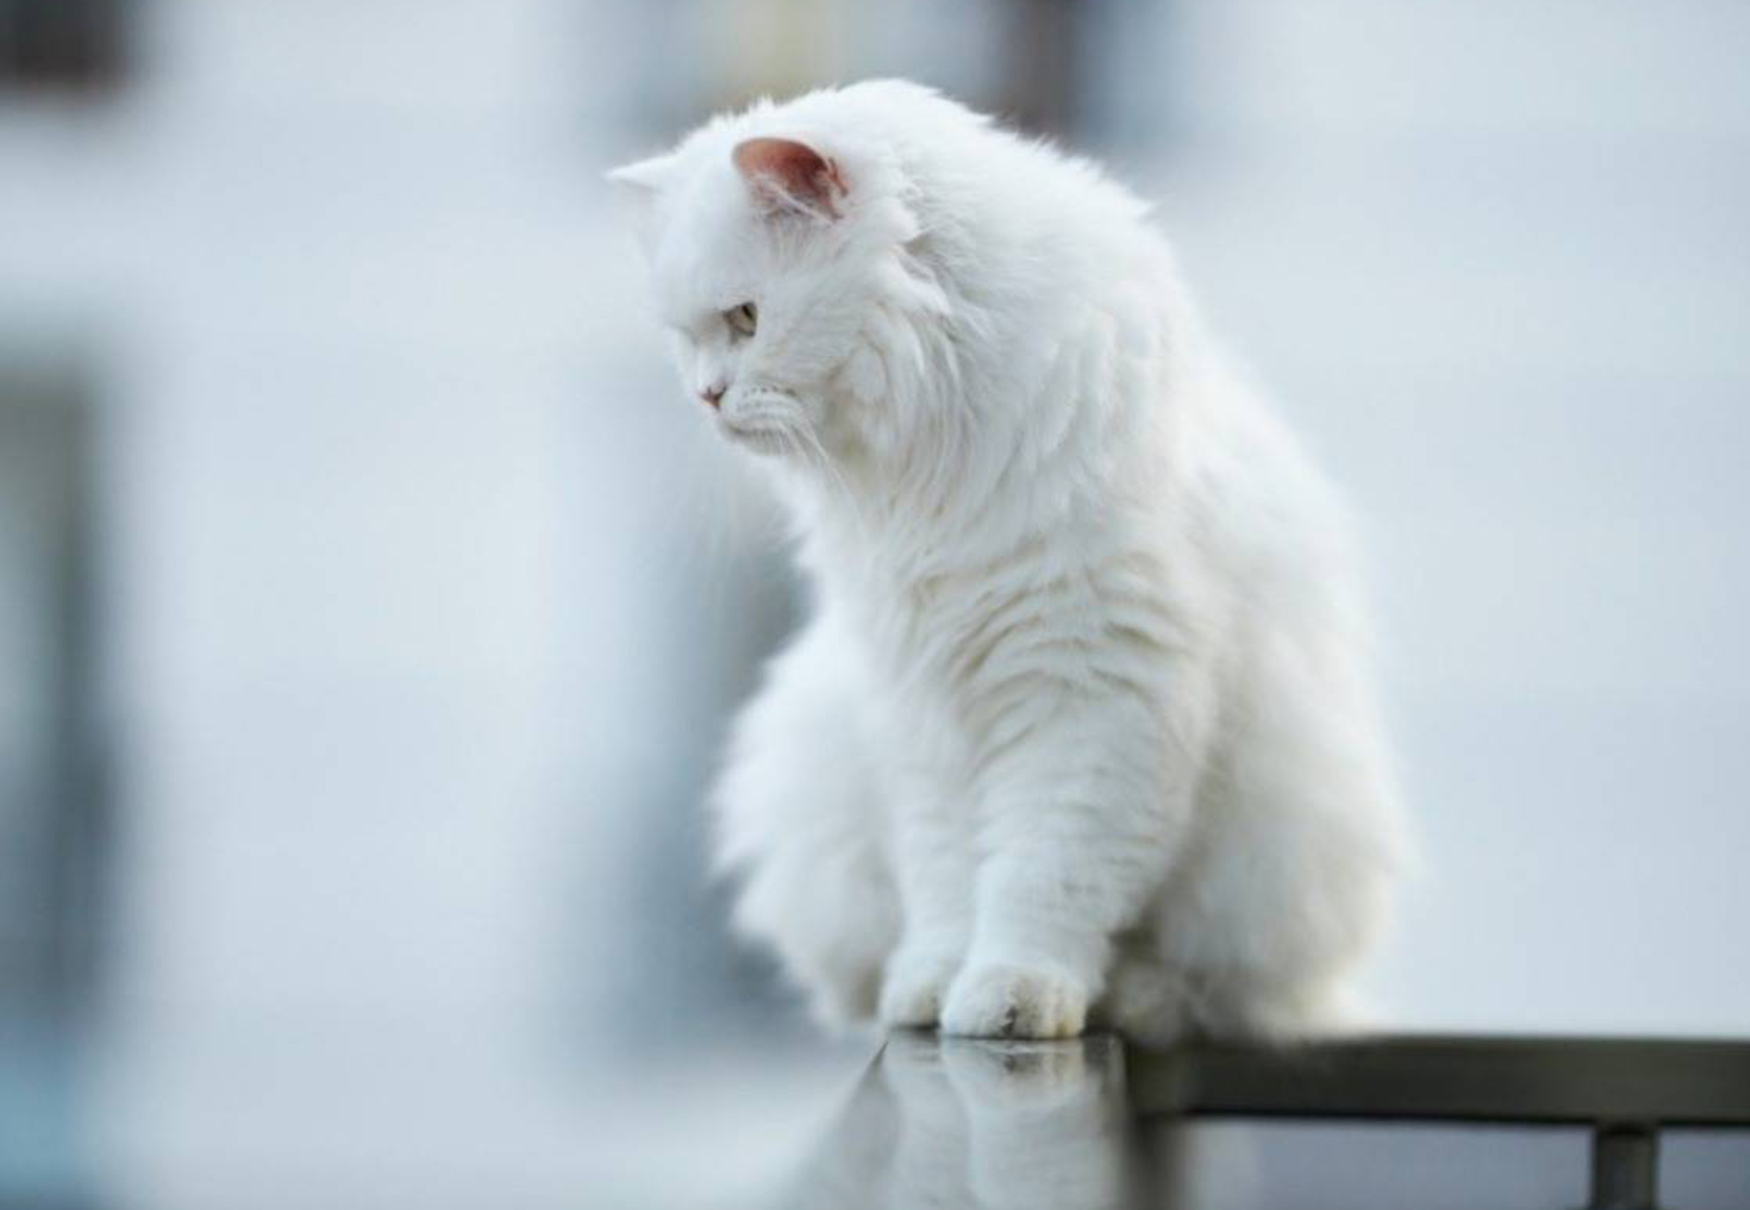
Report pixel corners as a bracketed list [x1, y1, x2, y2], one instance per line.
[608, 85, 955, 467]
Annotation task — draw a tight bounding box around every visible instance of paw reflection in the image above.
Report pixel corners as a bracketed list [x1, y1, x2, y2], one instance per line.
[781, 1032, 1140, 1209]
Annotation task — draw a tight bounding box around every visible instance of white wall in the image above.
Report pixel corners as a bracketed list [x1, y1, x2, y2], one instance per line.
[1158, 0, 1750, 1034]
[1, 0, 694, 1071]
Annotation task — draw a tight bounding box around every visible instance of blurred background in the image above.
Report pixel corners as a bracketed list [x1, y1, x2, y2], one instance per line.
[2, 1, 1747, 1206]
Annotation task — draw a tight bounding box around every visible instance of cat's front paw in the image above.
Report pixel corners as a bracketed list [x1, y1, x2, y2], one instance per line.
[941, 961, 1089, 1039]
[879, 945, 964, 1029]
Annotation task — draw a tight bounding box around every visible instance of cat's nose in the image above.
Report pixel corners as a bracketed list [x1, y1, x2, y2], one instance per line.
[699, 382, 727, 409]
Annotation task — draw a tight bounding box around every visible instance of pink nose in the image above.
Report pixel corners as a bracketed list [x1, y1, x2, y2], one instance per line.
[699, 383, 726, 409]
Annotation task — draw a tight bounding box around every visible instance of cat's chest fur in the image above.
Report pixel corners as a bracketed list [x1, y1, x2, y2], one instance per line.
[810, 533, 980, 686]
[798, 496, 1189, 763]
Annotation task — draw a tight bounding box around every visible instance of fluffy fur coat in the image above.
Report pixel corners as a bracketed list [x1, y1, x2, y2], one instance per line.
[610, 81, 1406, 1041]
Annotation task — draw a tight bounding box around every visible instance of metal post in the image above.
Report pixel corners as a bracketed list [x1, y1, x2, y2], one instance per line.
[1584, 1122, 1660, 1210]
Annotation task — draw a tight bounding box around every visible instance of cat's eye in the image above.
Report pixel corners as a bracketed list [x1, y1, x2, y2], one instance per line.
[724, 301, 758, 340]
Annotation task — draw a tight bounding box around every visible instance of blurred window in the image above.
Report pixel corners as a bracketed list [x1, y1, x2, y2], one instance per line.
[0, 0, 128, 92]
[0, 364, 107, 1026]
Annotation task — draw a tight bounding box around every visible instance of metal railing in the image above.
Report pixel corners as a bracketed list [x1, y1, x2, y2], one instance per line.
[1130, 1033, 1750, 1209]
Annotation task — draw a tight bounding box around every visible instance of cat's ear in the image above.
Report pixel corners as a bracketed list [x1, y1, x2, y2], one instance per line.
[606, 152, 680, 199]
[606, 153, 679, 251]
[732, 137, 846, 220]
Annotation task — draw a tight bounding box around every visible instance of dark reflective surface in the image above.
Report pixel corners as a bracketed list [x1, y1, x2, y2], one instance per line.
[778, 1032, 1147, 1210]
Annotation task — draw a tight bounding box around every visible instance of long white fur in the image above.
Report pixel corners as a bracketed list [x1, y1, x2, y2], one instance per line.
[611, 81, 1408, 1042]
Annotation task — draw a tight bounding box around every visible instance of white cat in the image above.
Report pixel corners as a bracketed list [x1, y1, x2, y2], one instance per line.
[610, 81, 1407, 1042]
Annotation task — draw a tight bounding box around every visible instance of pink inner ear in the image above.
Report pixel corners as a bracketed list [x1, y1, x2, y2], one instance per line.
[732, 137, 845, 218]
